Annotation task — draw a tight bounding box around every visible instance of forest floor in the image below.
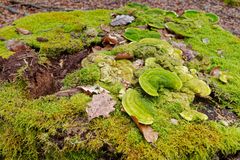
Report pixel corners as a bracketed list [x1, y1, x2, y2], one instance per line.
[0, 0, 240, 36]
[0, 1, 240, 160]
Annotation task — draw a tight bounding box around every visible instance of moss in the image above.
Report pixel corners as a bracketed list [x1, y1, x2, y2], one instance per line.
[124, 27, 161, 42]
[0, 26, 20, 58]
[63, 64, 101, 88]
[0, 81, 91, 159]
[0, 10, 111, 59]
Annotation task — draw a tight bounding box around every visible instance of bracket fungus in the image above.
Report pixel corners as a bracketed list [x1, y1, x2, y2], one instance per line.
[139, 68, 182, 96]
[180, 110, 208, 121]
[184, 78, 211, 97]
[122, 89, 155, 125]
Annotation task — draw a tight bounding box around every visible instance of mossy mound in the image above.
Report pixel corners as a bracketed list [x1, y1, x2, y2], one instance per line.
[0, 3, 240, 160]
[0, 10, 111, 59]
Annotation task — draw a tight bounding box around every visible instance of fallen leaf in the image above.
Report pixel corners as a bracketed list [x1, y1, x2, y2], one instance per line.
[110, 15, 135, 26]
[36, 37, 49, 42]
[115, 53, 133, 60]
[102, 34, 118, 45]
[92, 45, 113, 53]
[6, 40, 27, 52]
[86, 92, 116, 121]
[16, 28, 32, 35]
[78, 85, 109, 95]
[55, 85, 109, 97]
[100, 24, 111, 32]
[131, 116, 158, 143]
[210, 66, 221, 77]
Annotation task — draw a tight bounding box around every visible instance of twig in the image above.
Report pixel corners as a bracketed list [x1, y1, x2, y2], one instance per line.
[0, 3, 20, 14]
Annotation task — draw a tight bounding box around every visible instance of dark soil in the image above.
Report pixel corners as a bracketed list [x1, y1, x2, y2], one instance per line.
[0, 46, 90, 98]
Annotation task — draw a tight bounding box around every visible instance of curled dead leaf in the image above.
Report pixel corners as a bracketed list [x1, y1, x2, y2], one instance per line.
[131, 116, 158, 143]
[16, 28, 32, 35]
[86, 92, 116, 121]
[102, 34, 118, 45]
[115, 53, 133, 60]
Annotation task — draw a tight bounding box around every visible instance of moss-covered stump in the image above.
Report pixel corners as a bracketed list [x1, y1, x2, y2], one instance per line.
[0, 3, 240, 160]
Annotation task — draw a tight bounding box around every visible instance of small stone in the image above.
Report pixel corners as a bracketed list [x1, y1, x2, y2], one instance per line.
[110, 15, 135, 26]
[170, 118, 178, 125]
[202, 38, 209, 44]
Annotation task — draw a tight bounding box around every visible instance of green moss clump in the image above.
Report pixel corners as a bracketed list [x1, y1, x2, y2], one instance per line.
[0, 26, 20, 58]
[0, 10, 111, 59]
[63, 64, 101, 88]
[124, 27, 161, 42]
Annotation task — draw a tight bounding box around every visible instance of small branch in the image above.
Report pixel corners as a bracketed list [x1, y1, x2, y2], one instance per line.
[0, 3, 20, 14]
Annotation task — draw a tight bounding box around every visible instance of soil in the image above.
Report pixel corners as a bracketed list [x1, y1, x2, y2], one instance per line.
[0, 45, 90, 98]
[0, 0, 240, 36]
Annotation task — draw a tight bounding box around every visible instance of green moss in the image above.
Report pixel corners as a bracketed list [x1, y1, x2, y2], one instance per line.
[0, 10, 111, 59]
[124, 28, 161, 42]
[0, 26, 20, 58]
[63, 64, 101, 88]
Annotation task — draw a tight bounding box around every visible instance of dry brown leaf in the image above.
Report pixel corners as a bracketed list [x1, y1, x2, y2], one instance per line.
[102, 34, 118, 45]
[16, 28, 32, 35]
[210, 66, 221, 77]
[100, 24, 111, 32]
[115, 53, 133, 60]
[86, 92, 116, 121]
[131, 116, 158, 143]
[6, 40, 27, 52]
